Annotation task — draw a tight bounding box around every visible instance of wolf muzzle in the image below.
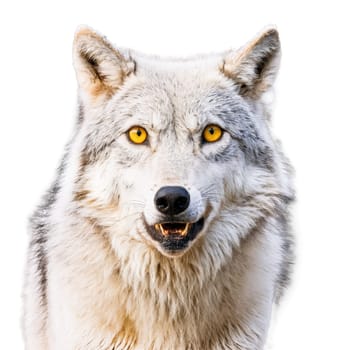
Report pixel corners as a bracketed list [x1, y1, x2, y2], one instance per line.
[143, 186, 204, 254]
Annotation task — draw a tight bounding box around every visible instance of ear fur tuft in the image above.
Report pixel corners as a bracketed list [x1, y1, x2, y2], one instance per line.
[73, 26, 135, 101]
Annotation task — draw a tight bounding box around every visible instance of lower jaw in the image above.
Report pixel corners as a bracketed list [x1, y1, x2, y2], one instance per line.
[161, 238, 191, 253]
[158, 245, 190, 257]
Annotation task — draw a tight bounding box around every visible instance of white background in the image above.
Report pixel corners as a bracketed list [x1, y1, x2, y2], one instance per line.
[1, 0, 349, 349]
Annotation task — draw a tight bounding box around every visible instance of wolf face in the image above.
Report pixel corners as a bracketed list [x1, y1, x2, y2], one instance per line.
[72, 28, 290, 260]
[24, 26, 294, 350]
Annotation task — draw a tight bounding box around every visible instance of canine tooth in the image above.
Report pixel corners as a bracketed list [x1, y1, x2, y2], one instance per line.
[155, 223, 166, 236]
[180, 223, 190, 236]
[159, 224, 167, 236]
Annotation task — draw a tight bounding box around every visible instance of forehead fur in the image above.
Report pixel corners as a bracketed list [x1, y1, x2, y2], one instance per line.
[96, 52, 240, 136]
[120, 50, 236, 104]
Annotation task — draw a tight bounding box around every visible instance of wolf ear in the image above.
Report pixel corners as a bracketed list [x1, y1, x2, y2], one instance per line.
[73, 26, 135, 102]
[221, 28, 280, 99]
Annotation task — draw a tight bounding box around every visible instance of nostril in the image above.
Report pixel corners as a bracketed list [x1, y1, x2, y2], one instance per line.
[174, 196, 189, 212]
[155, 197, 169, 211]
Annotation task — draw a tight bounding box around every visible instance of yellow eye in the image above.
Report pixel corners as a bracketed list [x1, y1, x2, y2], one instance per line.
[203, 124, 223, 143]
[128, 126, 148, 144]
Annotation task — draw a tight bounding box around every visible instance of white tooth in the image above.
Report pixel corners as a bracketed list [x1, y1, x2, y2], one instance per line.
[155, 224, 166, 236]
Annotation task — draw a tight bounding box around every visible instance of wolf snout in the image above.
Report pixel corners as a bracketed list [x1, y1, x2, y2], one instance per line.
[154, 186, 190, 216]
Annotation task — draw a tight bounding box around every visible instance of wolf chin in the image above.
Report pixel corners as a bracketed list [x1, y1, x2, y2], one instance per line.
[23, 26, 294, 350]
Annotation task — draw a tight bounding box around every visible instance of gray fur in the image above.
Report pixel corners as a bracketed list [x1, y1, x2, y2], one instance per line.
[200, 88, 274, 168]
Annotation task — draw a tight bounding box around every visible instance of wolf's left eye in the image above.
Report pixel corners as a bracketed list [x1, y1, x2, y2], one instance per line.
[128, 126, 148, 144]
[202, 125, 223, 143]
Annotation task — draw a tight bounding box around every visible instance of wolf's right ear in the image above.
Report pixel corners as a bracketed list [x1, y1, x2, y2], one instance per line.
[73, 27, 136, 103]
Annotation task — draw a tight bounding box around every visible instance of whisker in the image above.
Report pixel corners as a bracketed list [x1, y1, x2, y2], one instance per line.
[109, 211, 141, 223]
[125, 199, 145, 207]
[199, 184, 220, 202]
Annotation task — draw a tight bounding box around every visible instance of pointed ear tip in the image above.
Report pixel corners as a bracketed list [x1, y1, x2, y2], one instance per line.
[259, 26, 280, 41]
[74, 25, 98, 42]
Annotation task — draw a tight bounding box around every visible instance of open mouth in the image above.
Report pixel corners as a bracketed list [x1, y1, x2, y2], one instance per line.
[154, 222, 191, 237]
[144, 218, 205, 253]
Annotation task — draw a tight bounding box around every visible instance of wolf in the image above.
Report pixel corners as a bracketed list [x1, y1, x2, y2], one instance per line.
[23, 26, 294, 350]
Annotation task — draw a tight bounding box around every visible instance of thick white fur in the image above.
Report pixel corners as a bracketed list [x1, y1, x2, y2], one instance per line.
[23, 26, 294, 350]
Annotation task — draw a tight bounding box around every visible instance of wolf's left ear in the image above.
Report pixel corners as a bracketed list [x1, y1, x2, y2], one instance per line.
[221, 28, 280, 99]
[73, 26, 135, 102]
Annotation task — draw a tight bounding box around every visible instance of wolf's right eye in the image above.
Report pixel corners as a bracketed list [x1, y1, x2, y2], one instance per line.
[128, 126, 148, 144]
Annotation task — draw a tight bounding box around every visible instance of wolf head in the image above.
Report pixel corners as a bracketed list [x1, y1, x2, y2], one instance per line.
[69, 26, 292, 260]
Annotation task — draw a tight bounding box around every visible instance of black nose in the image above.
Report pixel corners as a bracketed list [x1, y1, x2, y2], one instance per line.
[154, 186, 190, 216]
